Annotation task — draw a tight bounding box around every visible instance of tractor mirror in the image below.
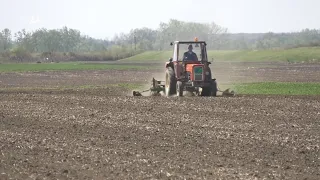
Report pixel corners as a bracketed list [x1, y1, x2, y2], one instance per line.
[170, 42, 173, 46]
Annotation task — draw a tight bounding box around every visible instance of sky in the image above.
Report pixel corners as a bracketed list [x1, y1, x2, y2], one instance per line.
[0, 0, 319, 39]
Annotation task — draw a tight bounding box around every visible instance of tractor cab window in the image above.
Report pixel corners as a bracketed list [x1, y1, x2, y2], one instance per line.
[178, 43, 204, 62]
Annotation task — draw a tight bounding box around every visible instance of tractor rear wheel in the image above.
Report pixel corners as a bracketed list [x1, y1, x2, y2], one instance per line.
[211, 80, 218, 97]
[165, 67, 176, 97]
[202, 68, 213, 96]
[201, 80, 218, 96]
[201, 86, 211, 96]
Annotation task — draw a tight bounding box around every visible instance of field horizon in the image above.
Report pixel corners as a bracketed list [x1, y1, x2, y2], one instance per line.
[120, 47, 320, 63]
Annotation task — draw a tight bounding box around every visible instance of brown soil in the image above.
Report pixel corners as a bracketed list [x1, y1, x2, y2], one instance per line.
[0, 62, 319, 179]
[1, 62, 319, 89]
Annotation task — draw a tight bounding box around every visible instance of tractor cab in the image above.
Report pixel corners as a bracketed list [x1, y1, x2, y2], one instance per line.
[168, 38, 209, 64]
[166, 38, 211, 82]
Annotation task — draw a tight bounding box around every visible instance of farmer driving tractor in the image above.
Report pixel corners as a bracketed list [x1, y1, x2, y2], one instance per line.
[183, 44, 198, 61]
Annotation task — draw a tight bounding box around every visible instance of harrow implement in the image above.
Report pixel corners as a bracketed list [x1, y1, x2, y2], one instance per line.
[133, 78, 165, 96]
[132, 78, 235, 97]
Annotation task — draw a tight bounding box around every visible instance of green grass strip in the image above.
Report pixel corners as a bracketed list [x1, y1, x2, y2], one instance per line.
[0, 62, 147, 72]
[233, 82, 320, 95]
[120, 47, 320, 63]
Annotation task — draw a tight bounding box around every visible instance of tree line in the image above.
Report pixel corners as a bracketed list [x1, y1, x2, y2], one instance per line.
[1, 19, 320, 62]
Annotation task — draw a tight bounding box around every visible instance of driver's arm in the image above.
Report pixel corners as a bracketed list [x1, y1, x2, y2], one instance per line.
[194, 52, 198, 61]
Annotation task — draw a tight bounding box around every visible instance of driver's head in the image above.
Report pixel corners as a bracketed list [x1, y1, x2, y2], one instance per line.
[188, 44, 193, 52]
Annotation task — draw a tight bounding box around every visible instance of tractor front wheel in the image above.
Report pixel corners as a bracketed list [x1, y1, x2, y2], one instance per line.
[165, 67, 176, 97]
[176, 81, 183, 97]
[211, 80, 218, 97]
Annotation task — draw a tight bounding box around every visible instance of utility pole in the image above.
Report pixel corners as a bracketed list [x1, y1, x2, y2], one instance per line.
[134, 32, 137, 51]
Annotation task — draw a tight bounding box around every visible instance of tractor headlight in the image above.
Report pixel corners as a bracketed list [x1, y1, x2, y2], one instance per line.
[205, 71, 210, 75]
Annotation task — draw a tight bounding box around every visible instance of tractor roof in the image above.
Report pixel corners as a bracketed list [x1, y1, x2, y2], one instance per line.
[170, 41, 207, 46]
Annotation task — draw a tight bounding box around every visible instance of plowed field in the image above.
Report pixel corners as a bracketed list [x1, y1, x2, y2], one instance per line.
[0, 62, 319, 179]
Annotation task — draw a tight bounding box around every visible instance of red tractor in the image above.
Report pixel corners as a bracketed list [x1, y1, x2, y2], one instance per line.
[164, 38, 217, 97]
[132, 38, 234, 97]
